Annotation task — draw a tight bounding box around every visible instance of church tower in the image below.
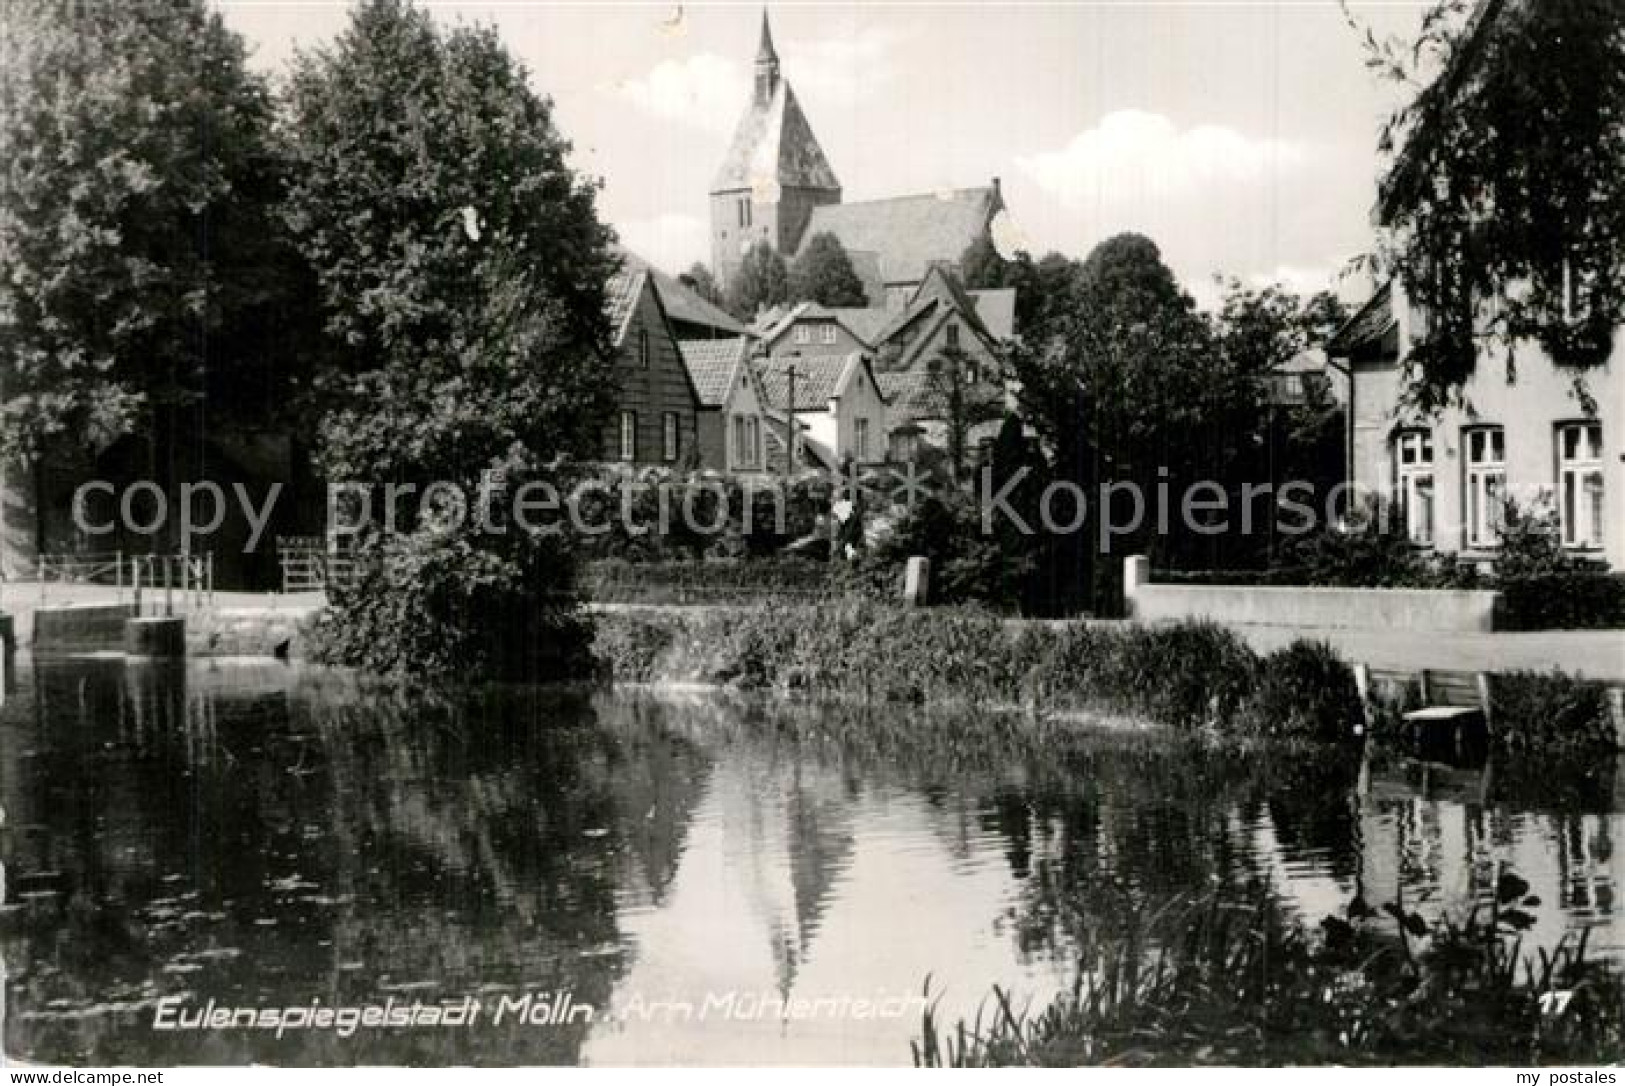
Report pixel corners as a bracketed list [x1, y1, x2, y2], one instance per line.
[709, 10, 841, 290]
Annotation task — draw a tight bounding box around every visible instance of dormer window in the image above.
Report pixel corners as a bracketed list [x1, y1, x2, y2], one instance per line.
[821, 323, 838, 345]
[945, 322, 960, 349]
[794, 325, 811, 345]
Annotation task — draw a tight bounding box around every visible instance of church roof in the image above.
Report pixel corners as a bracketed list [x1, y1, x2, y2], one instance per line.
[800, 186, 1000, 287]
[712, 79, 840, 194]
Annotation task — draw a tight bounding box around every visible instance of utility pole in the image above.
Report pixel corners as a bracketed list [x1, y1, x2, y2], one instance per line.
[783, 360, 799, 477]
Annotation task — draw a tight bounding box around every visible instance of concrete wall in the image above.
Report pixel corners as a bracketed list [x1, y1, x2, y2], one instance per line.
[32, 603, 138, 651]
[1123, 557, 1500, 632]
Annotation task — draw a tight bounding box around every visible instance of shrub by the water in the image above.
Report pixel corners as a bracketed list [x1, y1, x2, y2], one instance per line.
[1244, 640, 1365, 742]
[594, 604, 1357, 738]
[311, 527, 594, 682]
[1490, 671, 1619, 753]
[913, 875, 1624, 1066]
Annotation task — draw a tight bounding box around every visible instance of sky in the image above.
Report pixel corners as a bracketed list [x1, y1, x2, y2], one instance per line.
[217, 1, 1433, 311]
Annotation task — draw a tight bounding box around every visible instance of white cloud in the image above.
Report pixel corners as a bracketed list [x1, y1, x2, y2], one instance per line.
[613, 53, 744, 135]
[615, 213, 709, 275]
[782, 25, 904, 106]
[1017, 109, 1305, 212]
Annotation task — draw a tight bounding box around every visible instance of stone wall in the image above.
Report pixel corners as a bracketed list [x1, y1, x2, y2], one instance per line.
[1123, 556, 1501, 632]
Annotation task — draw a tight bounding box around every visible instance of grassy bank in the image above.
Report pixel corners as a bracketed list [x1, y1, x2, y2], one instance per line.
[593, 602, 1622, 751]
[913, 875, 1625, 1066]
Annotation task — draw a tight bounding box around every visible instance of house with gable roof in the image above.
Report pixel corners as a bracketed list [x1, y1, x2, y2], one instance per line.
[601, 267, 702, 466]
[677, 337, 773, 473]
[757, 352, 889, 469]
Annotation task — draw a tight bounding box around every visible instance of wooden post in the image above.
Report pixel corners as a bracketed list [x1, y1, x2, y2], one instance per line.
[1418, 669, 1432, 706]
[132, 556, 143, 617]
[163, 556, 173, 618]
[1476, 672, 1495, 743]
[903, 556, 931, 607]
[1353, 663, 1373, 738]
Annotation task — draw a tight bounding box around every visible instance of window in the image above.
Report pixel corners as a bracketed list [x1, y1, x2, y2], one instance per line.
[944, 322, 960, 349]
[731, 414, 761, 468]
[821, 323, 838, 345]
[638, 328, 650, 369]
[793, 325, 811, 345]
[618, 411, 637, 462]
[854, 417, 870, 463]
[1395, 431, 1434, 546]
[1464, 426, 1506, 548]
[662, 412, 679, 462]
[1557, 422, 1604, 549]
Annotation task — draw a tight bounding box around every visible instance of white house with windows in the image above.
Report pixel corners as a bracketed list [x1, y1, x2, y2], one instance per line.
[1330, 282, 1620, 567]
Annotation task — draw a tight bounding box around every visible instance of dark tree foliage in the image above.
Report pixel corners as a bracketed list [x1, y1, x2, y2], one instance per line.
[680, 262, 724, 308]
[284, 0, 617, 679]
[283, 0, 617, 484]
[726, 240, 790, 319]
[789, 231, 868, 307]
[0, 0, 309, 468]
[1353, 0, 1625, 411]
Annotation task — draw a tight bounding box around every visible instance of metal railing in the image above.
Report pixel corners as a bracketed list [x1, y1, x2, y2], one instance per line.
[33, 551, 127, 601]
[129, 553, 214, 616]
[277, 536, 356, 593]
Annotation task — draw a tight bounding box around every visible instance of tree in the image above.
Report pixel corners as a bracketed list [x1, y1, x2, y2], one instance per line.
[958, 234, 1009, 291]
[0, 0, 308, 547]
[926, 345, 1002, 483]
[1351, 0, 1625, 410]
[680, 262, 724, 308]
[284, 0, 617, 679]
[788, 231, 868, 308]
[726, 240, 790, 319]
[1006, 234, 1248, 605]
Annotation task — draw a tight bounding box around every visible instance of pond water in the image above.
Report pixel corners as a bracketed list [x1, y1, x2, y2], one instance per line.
[0, 657, 1620, 1066]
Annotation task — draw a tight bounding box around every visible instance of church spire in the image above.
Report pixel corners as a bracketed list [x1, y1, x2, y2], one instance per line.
[754, 9, 780, 106]
[757, 9, 778, 64]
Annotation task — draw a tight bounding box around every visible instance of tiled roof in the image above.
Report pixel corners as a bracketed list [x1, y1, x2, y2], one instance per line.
[616, 249, 747, 336]
[871, 296, 937, 348]
[758, 353, 861, 411]
[1328, 284, 1396, 354]
[678, 338, 751, 407]
[603, 268, 646, 346]
[878, 369, 1003, 424]
[971, 288, 1017, 340]
[800, 186, 998, 287]
[712, 78, 840, 193]
[826, 306, 893, 346]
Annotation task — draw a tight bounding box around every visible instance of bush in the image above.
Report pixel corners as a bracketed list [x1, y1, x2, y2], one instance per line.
[589, 611, 676, 683]
[1278, 500, 1479, 588]
[1491, 671, 1620, 753]
[310, 526, 593, 682]
[1243, 640, 1365, 742]
[1497, 571, 1625, 630]
[580, 556, 833, 605]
